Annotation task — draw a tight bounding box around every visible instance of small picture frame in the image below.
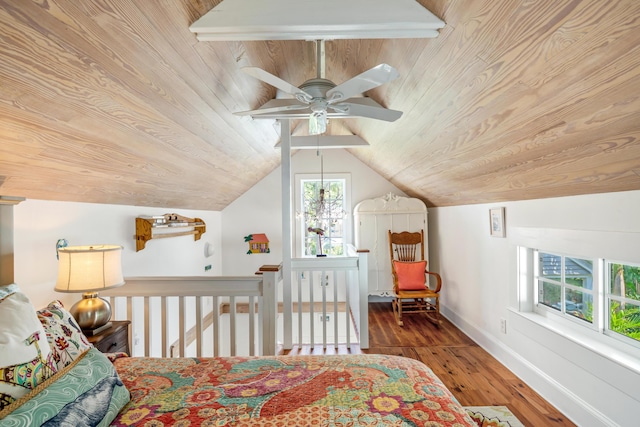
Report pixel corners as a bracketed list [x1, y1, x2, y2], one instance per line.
[489, 207, 505, 237]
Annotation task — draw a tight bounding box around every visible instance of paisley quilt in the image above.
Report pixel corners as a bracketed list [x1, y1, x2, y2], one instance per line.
[111, 354, 476, 426]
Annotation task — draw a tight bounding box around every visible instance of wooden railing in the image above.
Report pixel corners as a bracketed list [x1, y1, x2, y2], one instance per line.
[101, 266, 280, 357]
[285, 251, 369, 350]
[101, 252, 369, 357]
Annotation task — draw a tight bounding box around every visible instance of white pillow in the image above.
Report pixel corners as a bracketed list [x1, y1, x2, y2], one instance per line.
[0, 284, 57, 411]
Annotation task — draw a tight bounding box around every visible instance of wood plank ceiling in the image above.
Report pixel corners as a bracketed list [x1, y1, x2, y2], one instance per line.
[1, 0, 639, 210]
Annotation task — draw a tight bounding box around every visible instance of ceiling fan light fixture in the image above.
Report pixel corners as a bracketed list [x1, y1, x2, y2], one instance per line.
[309, 110, 327, 135]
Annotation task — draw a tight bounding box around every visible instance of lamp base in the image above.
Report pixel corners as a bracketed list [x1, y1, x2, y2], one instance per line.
[82, 321, 113, 336]
[70, 292, 112, 331]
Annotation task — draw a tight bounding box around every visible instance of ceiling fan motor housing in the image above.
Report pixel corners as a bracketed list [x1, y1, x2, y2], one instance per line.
[299, 78, 336, 99]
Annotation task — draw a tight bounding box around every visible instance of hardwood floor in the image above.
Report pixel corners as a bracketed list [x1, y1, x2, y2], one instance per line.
[284, 302, 577, 427]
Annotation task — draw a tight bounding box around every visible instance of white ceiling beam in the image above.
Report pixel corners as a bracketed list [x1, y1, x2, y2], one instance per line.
[275, 135, 370, 149]
[190, 0, 445, 41]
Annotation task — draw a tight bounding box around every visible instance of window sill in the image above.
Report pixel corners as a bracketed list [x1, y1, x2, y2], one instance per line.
[510, 308, 640, 376]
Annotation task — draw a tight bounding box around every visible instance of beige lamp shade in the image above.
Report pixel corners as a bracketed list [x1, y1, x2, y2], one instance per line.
[55, 245, 125, 293]
[55, 245, 124, 331]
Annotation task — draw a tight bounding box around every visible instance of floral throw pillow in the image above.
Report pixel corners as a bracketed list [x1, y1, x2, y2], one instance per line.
[37, 300, 93, 371]
[0, 284, 58, 411]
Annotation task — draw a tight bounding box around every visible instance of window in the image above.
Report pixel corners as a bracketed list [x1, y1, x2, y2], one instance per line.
[529, 249, 640, 348]
[606, 261, 640, 343]
[535, 252, 594, 325]
[295, 174, 350, 257]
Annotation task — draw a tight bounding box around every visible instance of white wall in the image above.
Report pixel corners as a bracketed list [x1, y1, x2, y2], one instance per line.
[220, 148, 405, 275]
[430, 189, 640, 427]
[13, 199, 222, 309]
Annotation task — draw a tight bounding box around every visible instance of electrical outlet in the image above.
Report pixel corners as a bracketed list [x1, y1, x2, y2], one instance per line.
[319, 314, 331, 322]
[204, 264, 212, 271]
[500, 318, 507, 334]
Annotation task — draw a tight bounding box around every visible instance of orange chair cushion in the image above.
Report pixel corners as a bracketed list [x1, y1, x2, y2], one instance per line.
[393, 260, 427, 290]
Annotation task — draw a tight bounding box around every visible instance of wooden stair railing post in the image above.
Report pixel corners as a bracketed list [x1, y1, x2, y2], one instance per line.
[259, 264, 282, 356]
[357, 250, 369, 349]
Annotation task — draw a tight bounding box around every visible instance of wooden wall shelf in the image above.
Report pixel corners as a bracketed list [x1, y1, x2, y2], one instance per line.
[135, 213, 206, 252]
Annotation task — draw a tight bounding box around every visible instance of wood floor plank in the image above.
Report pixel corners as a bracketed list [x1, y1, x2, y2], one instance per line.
[365, 303, 577, 426]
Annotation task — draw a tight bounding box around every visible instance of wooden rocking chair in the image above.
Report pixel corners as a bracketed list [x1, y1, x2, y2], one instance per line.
[388, 230, 442, 326]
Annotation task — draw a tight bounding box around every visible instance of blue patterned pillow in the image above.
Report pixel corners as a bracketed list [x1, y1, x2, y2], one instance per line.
[0, 348, 130, 426]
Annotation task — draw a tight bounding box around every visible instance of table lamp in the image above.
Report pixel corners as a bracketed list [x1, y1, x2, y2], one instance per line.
[55, 245, 124, 335]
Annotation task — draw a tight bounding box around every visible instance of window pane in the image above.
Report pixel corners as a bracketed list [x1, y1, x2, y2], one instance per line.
[539, 253, 561, 281]
[564, 290, 592, 323]
[608, 300, 640, 343]
[300, 178, 346, 256]
[609, 263, 640, 302]
[565, 257, 593, 290]
[539, 280, 561, 310]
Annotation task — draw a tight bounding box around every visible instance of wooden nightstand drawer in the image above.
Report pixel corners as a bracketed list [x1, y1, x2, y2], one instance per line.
[87, 320, 130, 355]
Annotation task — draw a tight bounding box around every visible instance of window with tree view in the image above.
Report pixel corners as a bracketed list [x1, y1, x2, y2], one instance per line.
[299, 177, 346, 257]
[607, 262, 640, 343]
[533, 250, 640, 346]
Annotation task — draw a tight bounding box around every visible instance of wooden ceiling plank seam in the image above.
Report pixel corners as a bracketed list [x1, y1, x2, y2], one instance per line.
[391, 30, 640, 181]
[380, 0, 624, 152]
[91, 6, 274, 160]
[0, 3, 248, 167]
[46, 0, 272, 167]
[116, 0, 280, 154]
[475, 0, 583, 64]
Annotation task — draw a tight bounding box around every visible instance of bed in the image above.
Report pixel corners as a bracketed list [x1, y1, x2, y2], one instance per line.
[110, 353, 475, 426]
[0, 287, 476, 426]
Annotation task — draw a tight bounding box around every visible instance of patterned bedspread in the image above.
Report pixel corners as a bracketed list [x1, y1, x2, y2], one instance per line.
[111, 354, 476, 426]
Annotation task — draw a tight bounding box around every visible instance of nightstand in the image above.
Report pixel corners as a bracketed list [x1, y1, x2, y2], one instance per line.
[87, 320, 131, 355]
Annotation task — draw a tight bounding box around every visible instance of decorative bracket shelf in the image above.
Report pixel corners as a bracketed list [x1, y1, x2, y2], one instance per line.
[135, 213, 206, 252]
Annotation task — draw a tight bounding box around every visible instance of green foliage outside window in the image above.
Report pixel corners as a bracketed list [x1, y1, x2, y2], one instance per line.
[301, 179, 345, 256]
[609, 263, 640, 343]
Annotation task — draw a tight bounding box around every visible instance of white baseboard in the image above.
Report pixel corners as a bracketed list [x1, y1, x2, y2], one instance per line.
[440, 306, 618, 427]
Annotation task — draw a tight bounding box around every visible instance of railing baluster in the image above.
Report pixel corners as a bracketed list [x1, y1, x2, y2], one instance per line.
[296, 272, 302, 347]
[230, 296, 236, 356]
[179, 296, 185, 357]
[126, 297, 133, 355]
[322, 270, 327, 349]
[249, 296, 255, 356]
[196, 296, 202, 357]
[345, 271, 350, 348]
[309, 271, 315, 349]
[212, 296, 219, 357]
[333, 270, 339, 349]
[161, 297, 168, 357]
[144, 296, 150, 356]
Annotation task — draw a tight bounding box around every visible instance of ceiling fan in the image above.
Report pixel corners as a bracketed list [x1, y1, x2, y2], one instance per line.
[235, 40, 403, 135]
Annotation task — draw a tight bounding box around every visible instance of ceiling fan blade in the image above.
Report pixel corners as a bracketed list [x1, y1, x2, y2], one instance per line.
[234, 103, 309, 116]
[326, 64, 400, 102]
[241, 67, 312, 102]
[332, 102, 403, 122]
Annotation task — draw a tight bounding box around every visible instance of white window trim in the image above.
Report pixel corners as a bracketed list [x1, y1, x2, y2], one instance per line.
[294, 173, 351, 258]
[512, 226, 640, 374]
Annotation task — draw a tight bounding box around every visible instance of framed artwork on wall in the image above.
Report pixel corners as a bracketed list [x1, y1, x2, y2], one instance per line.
[489, 207, 505, 237]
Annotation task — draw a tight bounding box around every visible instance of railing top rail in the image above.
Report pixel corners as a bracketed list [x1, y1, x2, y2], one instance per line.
[103, 276, 264, 297]
[291, 256, 360, 270]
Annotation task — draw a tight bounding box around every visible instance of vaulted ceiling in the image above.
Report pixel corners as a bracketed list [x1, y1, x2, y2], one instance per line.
[1, 0, 639, 210]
